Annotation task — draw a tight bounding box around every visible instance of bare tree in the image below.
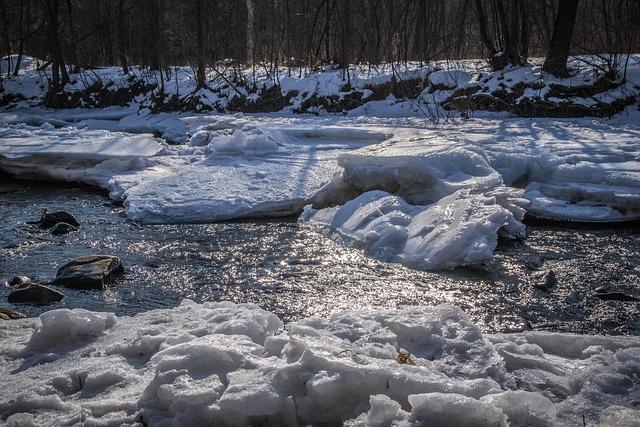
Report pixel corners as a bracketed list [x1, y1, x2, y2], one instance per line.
[45, 0, 69, 91]
[543, 0, 580, 76]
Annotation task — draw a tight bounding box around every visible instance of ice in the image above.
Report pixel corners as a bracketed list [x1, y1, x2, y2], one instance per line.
[300, 189, 525, 270]
[0, 124, 165, 192]
[120, 123, 389, 223]
[480, 391, 557, 427]
[205, 129, 280, 156]
[27, 308, 116, 351]
[409, 392, 508, 426]
[1, 301, 639, 425]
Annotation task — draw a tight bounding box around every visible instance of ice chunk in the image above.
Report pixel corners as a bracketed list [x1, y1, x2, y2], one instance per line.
[27, 309, 116, 351]
[206, 129, 280, 157]
[344, 394, 406, 426]
[481, 390, 557, 427]
[301, 189, 524, 270]
[408, 392, 507, 427]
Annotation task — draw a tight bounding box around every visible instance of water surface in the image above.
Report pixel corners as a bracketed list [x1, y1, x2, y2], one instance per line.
[1, 176, 639, 334]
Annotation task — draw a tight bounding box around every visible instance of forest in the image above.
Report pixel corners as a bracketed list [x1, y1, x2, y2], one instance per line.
[1, 0, 639, 87]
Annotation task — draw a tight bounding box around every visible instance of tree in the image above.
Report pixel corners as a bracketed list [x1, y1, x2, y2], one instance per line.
[116, 0, 129, 74]
[474, 0, 529, 70]
[45, 0, 69, 91]
[195, 0, 206, 88]
[543, 0, 580, 76]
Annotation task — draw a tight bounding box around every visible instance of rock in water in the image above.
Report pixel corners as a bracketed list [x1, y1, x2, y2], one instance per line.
[7, 276, 32, 286]
[50, 222, 79, 236]
[8, 284, 64, 304]
[529, 270, 557, 292]
[33, 209, 80, 229]
[0, 307, 27, 320]
[52, 255, 124, 289]
[595, 291, 639, 302]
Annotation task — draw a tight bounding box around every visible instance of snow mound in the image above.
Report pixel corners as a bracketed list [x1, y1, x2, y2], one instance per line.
[301, 189, 525, 270]
[428, 69, 472, 88]
[1, 301, 639, 426]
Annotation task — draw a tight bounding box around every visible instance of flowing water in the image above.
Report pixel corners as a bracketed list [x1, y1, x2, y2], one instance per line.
[1, 175, 639, 334]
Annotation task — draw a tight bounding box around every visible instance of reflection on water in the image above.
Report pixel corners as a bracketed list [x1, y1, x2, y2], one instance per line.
[1, 176, 639, 335]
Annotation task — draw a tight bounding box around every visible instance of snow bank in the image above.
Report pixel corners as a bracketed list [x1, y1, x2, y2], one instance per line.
[1, 301, 639, 426]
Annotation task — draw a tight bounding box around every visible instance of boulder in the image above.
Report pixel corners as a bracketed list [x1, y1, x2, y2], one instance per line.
[0, 307, 27, 320]
[8, 276, 32, 286]
[530, 270, 557, 292]
[31, 209, 80, 229]
[50, 222, 79, 236]
[8, 284, 64, 304]
[52, 255, 124, 289]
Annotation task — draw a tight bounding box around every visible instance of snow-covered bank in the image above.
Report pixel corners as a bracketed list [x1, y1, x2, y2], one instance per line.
[1, 301, 639, 426]
[2, 55, 638, 119]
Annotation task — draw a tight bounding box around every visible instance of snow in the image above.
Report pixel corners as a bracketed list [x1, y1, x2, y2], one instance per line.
[1, 301, 639, 426]
[0, 55, 42, 75]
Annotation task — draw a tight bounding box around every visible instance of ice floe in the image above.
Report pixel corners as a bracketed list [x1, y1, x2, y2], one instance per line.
[301, 189, 525, 270]
[1, 301, 639, 426]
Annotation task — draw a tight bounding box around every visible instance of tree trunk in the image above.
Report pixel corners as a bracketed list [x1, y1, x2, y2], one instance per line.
[0, 0, 12, 77]
[245, 0, 255, 65]
[195, 0, 206, 88]
[149, 0, 163, 72]
[117, 0, 129, 74]
[474, 0, 497, 59]
[45, 0, 69, 90]
[543, 0, 580, 77]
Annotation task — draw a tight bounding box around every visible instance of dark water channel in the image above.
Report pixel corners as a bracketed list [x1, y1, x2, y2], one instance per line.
[1, 176, 639, 335]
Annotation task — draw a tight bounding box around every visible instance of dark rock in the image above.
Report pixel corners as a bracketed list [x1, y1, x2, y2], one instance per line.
[530, 270, 557, 292]
[523, 255, 544, 271]
[595, 292, 639, 302]
[8, 284, 64, 304]
[50, 222, 79, 236]
[0, 307, 27, 320]
[52, 255, 124, 289]
[8, 276, 32, 286]
[32, 209, 80, 229]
